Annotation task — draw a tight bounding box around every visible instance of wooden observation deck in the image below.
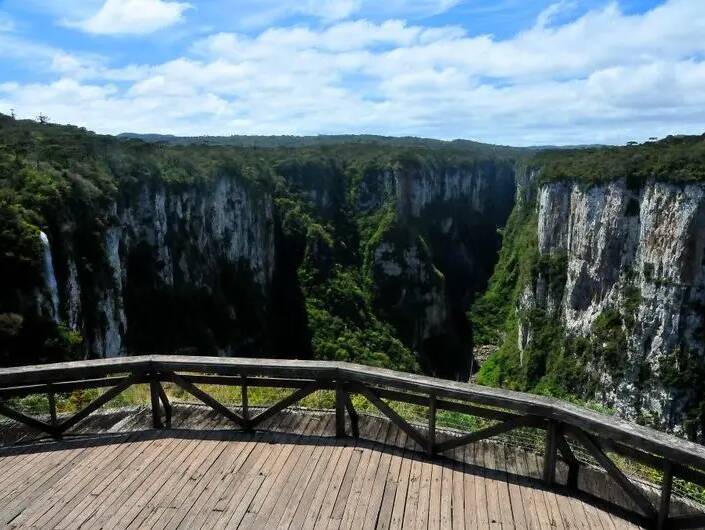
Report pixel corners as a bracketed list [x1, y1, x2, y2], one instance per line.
[0, 356, 704, 529]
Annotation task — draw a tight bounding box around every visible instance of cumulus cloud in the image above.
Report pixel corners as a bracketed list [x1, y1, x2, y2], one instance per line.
[298, 0, 361, 22]
[535, 1, 577, 28]
[228, 0, 459, 28]
[3, 0, 705, 145]
[70, 0, 191, 35]
[193, 20, 466, 57]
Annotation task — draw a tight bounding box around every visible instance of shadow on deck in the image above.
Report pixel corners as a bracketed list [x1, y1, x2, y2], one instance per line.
[0, 404, 656, 529]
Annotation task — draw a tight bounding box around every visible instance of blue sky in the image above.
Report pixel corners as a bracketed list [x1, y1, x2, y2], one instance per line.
[0, 0, 702, 145]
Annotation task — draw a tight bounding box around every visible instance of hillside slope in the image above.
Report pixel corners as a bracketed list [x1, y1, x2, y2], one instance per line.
[473, 135, 705, 440]
[0, 114, 515, 380]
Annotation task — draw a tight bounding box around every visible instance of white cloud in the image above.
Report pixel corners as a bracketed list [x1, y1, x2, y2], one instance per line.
[50, 51, 149, 82]
[3, 0, 705, 145]
[535, 1, 577, 28]
[70, 0, 192, 35]
[298, 0, 361, 22]
[226, 0, 459, 29]
[192, 20, 465, 58]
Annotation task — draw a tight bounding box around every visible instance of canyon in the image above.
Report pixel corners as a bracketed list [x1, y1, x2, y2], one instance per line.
[1, 115, 703, 439]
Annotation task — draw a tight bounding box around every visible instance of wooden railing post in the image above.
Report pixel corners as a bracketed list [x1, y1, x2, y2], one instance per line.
[344, 391, 359, 438]
[658, 460, 673, 530]
[241, 375, 250, 430]
[156, 382, 172, 428]
[336, 379, 346, 438]
[47, 385, 57, 426]
[4, 354, 705, 530]
[427, 394, 437, 456]
[544, 420, 559, 485]
[149, 373, 163, 429]
[47, 384, 61, 439]
[556, 430, 580, 490]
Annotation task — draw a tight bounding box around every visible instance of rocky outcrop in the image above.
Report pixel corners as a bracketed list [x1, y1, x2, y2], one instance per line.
[369, 161, 516, 379]
[521, 178, 705, 436]
[47, 175, 276, 358]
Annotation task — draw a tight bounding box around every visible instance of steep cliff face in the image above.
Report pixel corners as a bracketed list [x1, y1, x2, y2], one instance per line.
[39, 176, 276, 358]
[1, 115, 519, 377]
[475, 147, 705, 439]
[6, 115, 705, 439]
[525, 179, 705, 434]
[367, 160, 516, 379]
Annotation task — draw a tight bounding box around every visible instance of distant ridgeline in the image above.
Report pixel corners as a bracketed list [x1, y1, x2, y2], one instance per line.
[2, 113, 705, 439]
[117, 131, 524, 152]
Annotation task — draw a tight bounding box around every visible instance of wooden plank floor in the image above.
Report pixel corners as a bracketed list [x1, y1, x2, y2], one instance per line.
[0, 405, 647, 529]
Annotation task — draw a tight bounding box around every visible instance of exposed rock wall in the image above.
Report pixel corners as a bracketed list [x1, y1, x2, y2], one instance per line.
[368, 161, 516, 379]
[521, 178, 705, 436]
[22, 153, 517, 378]
[47, 176, 276, 358]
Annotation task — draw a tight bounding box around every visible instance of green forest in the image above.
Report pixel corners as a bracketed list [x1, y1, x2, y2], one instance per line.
[2, 113, 705, 437]
[0, 113, 513, 375]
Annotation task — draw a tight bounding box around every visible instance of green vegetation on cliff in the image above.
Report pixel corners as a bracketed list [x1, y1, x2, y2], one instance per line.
[475, 133, 705, 381]
[470, 179, 638, 401]
[275, 189, 418, 372]
[469, 192, 539, 349]
[0, 113, 512, 375]
[0, 114, 284, 364]
[537, 134, 705, 185]
[471, 154, 705, 441]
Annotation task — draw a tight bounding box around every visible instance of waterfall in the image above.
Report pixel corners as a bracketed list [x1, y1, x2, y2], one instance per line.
[39, 231, 60, 321]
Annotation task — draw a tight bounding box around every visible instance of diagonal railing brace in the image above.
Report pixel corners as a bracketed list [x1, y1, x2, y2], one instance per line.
[249, 381, 320, 429]
[56, 374, 140, 434]
[169, 372, 247, 428]
[348, 382, 428, 450]
[573, 428, 656, 519]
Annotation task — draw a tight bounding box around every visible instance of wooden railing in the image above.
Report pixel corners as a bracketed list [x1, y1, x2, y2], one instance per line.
[0, 355, 704, 529]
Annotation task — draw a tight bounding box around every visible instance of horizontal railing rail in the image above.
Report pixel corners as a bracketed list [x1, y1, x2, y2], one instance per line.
[0, 355, 704, 529]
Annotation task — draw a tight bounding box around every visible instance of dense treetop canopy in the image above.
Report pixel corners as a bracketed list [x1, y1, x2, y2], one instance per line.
[537, 134, 705, 185]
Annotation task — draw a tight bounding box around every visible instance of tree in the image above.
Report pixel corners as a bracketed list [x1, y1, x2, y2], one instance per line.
[37, 114, 49, 124]
[10, 108, 15, 119]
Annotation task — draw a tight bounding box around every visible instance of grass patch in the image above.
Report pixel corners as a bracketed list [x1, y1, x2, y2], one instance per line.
[6, 382, 705, 505]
